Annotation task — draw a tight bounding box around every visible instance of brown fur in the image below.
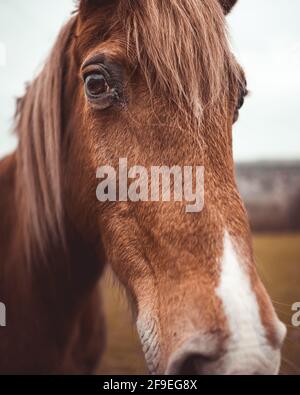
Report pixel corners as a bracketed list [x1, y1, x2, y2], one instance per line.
[0, 0, 281, 374]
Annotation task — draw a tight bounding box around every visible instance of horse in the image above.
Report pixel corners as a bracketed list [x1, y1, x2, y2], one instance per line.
[0, 0, 286, 374]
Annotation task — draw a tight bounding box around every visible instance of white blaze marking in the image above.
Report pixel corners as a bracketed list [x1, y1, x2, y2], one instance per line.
[216, 232, 282, 373]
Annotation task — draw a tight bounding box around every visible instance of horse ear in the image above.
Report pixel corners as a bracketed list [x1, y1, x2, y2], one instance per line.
[218, 0, 238, 15]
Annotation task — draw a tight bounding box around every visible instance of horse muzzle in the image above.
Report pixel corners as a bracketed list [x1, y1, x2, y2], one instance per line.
[165, 327, 286, 375]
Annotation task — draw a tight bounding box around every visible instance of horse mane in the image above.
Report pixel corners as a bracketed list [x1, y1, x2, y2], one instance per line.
[14, 0, 242, 261]
[15, 17, 77, 260]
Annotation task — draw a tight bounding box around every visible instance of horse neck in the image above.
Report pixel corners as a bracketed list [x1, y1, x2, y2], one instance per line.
[0, 153, 17, 269]
[0, 151, 103, 308]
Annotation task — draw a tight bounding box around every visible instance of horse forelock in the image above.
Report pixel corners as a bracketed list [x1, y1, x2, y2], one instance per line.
[116, 0, 243, 122]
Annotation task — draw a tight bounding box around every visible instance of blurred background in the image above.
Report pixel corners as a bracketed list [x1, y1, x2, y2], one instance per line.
[0, 0, 299, 375]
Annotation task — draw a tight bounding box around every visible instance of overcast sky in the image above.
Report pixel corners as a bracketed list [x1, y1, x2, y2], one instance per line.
[0, 0, 299, 161]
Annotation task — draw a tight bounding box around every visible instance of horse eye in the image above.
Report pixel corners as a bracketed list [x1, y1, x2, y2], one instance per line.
[85, 74, 109, 98]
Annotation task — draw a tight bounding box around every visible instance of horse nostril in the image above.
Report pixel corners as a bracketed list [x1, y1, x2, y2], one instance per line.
[176, 354, 213, 375]
[166, 335, 222, 375]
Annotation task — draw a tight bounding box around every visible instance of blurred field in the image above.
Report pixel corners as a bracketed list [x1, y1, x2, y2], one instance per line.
[254, 234, 300, 375]
[98, 234, 300, 375]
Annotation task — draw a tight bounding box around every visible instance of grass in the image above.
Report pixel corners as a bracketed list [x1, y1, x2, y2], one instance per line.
[98, 234, 300, 375]
[253, 234, 300, 375]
